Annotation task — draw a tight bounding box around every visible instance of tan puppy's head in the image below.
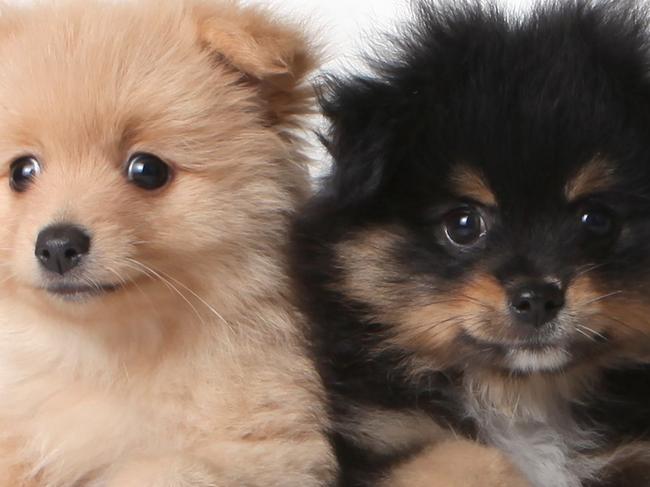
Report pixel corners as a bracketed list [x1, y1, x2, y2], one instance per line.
[0, 0, 315, 330]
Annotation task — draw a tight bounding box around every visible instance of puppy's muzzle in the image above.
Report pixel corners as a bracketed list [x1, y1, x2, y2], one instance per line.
[35, 224, 91, 275]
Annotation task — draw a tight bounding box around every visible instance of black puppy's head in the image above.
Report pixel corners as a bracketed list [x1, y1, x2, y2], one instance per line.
[301, 0, 650, 375]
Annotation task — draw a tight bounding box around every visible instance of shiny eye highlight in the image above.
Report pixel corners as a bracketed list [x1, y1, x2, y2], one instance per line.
[443, 207, 487, 246]
[126, 153, 171, 191]
[579, 207, 616, 237]
[10, 156, 41, 192]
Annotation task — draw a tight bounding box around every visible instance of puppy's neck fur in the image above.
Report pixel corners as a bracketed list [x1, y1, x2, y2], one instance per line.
[462, 368, 604, 487]
[463, 368, 593, 417]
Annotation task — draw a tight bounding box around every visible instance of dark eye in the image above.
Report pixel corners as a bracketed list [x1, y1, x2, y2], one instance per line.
[580, 208, 616, 237]
[10, 156, 41, 192]
[443, 207, 487, 246]
[126, 153, 171, 190]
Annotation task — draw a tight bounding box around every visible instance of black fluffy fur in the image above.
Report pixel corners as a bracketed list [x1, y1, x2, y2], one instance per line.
[292, 1, 650, 486]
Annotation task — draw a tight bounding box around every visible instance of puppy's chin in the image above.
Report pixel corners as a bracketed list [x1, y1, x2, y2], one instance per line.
[504, 347, 572, 374]
[461, 335, 575, 374]
[460, 328, 609, 375]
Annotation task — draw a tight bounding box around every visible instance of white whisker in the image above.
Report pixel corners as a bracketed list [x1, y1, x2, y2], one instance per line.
[575, 327, 597, 343]
[576, 324, 607, 341]
[105, 265, 158, 314]
[153, 267, 232, 331]
[581, 290, 623, 306]
[574, 263, 607, 279]
[125, 258, 206, 326]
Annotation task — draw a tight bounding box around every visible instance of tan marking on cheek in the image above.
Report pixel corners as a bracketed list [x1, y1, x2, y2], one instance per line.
[567, 275, 615, 338]
[336, 229, 466, 356]
[566, 275, 600, 307]
[455, 273, 510, 342]
[388, 274, 506, 355]
[336, 227, 406, 309]
[449, 164, 496, 206]
[565, 157, 617, 201]
[463, 273, 508, 310]
[568, 275, 650, 356]
[598, 297, 650, 339]
[337, 231, 511, 360]
[392, 291, 473, 352]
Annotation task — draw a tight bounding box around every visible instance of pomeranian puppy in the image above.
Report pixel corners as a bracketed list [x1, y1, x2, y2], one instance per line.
[0, 0, 336, 486]
[293, 1, 650, 486]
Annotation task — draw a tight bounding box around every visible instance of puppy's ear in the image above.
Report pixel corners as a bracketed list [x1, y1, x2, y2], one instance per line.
[194, 1, 316, 125]
[320, 76, 398, 210]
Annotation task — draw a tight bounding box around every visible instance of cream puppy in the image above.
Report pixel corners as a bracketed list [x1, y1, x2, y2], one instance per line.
[0, 1, 334, 486]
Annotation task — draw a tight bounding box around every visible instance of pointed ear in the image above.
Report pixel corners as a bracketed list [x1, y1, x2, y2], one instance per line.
[193, 2, 317, 124]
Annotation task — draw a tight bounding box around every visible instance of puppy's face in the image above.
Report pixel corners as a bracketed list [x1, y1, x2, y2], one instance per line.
[335, 157, 650, 375]
[318, 3, 650, 374]
[0, 1, 310, 321]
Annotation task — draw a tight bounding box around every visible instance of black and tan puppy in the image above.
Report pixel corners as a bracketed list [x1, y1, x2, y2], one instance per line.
[293, 1, 650, 486]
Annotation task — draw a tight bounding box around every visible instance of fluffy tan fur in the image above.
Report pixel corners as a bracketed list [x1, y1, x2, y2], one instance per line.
[0, 1, 334, 485]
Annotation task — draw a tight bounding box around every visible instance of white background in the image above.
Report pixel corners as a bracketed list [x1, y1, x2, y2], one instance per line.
[244, 0, 539, 72]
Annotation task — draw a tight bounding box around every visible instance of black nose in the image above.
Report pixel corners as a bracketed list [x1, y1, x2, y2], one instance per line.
[509, 282, 565, 328]
[35, 224, 91, 275]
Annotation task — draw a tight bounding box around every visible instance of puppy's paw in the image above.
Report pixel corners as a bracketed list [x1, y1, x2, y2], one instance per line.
[382, 438, 531, 487]
[107, 456, 218, 487]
